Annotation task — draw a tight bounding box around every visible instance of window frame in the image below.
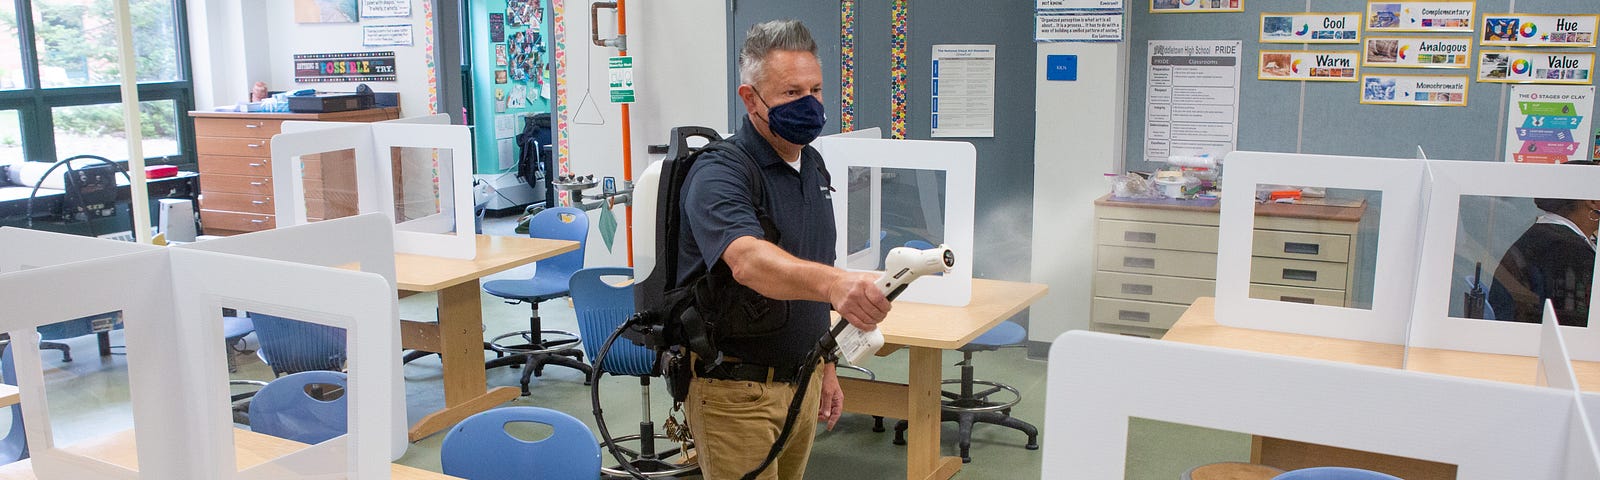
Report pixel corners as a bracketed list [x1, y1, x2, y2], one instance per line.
[0, 0, 196, 167]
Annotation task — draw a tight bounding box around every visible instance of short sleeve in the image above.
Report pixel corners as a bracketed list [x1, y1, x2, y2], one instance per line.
[682, 155, 767, 269]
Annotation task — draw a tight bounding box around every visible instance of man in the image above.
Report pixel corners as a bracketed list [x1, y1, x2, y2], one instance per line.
[676, 20, 891, 479]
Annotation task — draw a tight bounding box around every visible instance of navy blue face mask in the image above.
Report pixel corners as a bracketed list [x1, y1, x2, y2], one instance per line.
[755, 92, 827, 146]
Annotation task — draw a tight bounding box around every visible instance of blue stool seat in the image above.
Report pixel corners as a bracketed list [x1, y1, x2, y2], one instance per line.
[441, 406, 601, 480]
[965, 321, 1026, 350]
[482, 276, 570, 302]
[1273, 467, 1402, 480]
[222, 316, 254, 341]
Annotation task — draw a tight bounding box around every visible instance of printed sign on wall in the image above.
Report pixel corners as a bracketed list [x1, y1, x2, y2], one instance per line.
[360, 0, 410, 19]
[1260, 13, 1361, 44]
[1504, 85, 1595, 163]
[1362, 36, 1473, 68]
[293, 51, 397, 83]
[1151, 0, 1242, 14]
[1036, 12, 1124, 42]
[1360, 74, 1469, 106]
[1364, 1, 1474, 33]
[1258, 51, 1360, 81]
[1038, 0, 1124, 10]
[362, 24, 413, 47]
[1479, 51, 1595, 85]
[1482, 14, 1598, 48]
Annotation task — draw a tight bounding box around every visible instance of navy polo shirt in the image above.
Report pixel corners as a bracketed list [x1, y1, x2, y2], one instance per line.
[675, 117, 837, 369]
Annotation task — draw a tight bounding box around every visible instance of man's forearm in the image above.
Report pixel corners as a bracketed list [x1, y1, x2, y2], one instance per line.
[724, 235, 841, 303]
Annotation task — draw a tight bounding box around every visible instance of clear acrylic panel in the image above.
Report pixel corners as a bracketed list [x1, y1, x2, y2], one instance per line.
[51, 100, 180, 160]
[297, 148, 361, 223]
[1450, 194, 1598, 326]
[845, 166, 947, 270]
[394, 146, 459, 235]
[1247, 186, 1381, 309]
[223, 307, 349, 447]
[31, 0, 182, 87]
[33, 311, 133, 448]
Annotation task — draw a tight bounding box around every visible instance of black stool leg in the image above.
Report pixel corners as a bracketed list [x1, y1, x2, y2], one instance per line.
[517, 354, 538, 396]
[873, 416, 886, 432]
[956, 413, 976, 463]
[892, 419, 908, 445]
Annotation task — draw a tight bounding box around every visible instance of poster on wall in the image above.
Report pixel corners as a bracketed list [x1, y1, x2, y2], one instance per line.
[1359, 73, 1468, 106]
[1038, 0, 1123, 10]
[1151, 0, 1241, 14]
[1478, 51, 1594, 85]
[507, 0, 542, 28]
[362, 24, 413, 47]
[931, 44, 997, 138]
[360, 0, 409, 19]
[1258, 51, 1359, 81]
[1362, 36, 1472, 68]
[1504, 85, 1595, 163]
[609, 56, 635, 104]
[1144, 40, 1241, 162]
[1482, 14, 1598, 48]
[495, 44, 508, 66]
[1035, 12, 1123, 42]
[509, 31, 544, 84]
[489, 13, 505, 43]
[293, 51, 396, 83]
[1259, 13, 1361, 44]
[295, 0, 358, 23]
[1364, 1, 1474, 33]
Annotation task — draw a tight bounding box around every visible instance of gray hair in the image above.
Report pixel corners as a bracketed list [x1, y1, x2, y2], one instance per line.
[738, 20, 818, 87]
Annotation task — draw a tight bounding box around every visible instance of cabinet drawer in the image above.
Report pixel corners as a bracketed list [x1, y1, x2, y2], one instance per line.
[1256, 215, 1360, 236]
[1097, 204, 1219, 226]
[1252, 230, 1351, 263]
[202, 174, 275, 195]
[1092, 297, 1189, 330]
[199, 192, 274, 215]
[1249, 283, 1347, 306]
[193, 118, 282, 139]
[197, 136, 272, 157]
[198, 155, 272, 177]
[1097, 246, 1217, 279]
[1093, 271, 1214, 305]
[1089, 322, 1167, 339]
[1250, 257, 1348, 290]
[1096, 219, 1218, 253]
[201, 210, 275, 233]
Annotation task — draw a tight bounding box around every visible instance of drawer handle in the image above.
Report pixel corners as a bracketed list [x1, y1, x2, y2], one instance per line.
[248, 162, 264, 167]
[247, 143, 262, 148]
[1123, 257, 1156, 269]
[249, 181, 267, 186]
[1283, 242, 1321, 255]
[1282, 268, 1319, 282]
[1280, 296, 1316, 304]
[251, 200, 267, 205]
[1124, 231, 1157, 243]
[250, 219, 266, 224]
[1121, 283, 1154, 296]
[1117, 310, 1151, 323]
[245, 123, 260, 129]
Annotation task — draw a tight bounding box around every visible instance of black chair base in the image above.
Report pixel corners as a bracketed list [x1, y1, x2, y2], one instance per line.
[892, 409, 1038, 463]
[599, 433, 698, 479]
[890, 350, 1038, 463]
[485, 347, 593, 395]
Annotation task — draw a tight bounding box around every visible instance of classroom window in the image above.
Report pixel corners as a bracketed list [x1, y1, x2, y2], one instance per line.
[0, 110, 21, 163]
[31, 0, 181, 87]
[0, 1, 23, 90]
[51, 100, 178, 160]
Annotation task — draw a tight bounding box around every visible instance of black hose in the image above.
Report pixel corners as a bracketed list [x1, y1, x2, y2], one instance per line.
[590, 316, 652, 480]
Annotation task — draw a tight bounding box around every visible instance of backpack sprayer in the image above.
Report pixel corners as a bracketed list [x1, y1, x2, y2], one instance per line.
[831, 245, 956, 364]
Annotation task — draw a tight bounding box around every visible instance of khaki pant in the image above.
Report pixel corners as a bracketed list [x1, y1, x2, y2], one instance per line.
[685, 367, 822, 480]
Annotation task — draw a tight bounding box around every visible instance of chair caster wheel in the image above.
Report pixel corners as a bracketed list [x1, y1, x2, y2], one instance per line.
[961, 457, 971, 464]
[1025, 443, 1039, 450]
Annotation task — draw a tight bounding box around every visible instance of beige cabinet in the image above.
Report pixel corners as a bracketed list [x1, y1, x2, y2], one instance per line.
[1090, 195, 1365, 338]
[188, 108, 401, 235]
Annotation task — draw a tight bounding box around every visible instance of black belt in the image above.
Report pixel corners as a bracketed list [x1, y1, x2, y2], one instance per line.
[692, 356, 804, 384]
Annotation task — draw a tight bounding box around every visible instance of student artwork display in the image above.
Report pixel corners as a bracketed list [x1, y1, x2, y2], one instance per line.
[1258, 51, 1359, 81]
[1150, 0, 1241, 14]
[495, 69, 507, 84]
[295, 0, 358, 23]
[489, 13, 505, 42]
[509, 30, 545, 85]
[1482, 14, 1598, 48]
[1478, 51, 1594, 85]
[495, 44, 508, 66]
[1504, 85, 1595, 163]
[1361, 36, 1472, 68]
[1364, 1, 1474, 33]
[1259, 13, 1361, 44]
[1359, 73, 1468, 106]
[506, 0, 542, 27]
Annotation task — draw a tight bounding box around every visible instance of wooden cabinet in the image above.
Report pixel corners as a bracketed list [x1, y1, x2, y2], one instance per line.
[188, 108, 400, 235]
[1091, 195, 1366, 338]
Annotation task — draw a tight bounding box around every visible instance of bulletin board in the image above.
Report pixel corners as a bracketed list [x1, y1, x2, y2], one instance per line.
[1123, 0, 1600, 172]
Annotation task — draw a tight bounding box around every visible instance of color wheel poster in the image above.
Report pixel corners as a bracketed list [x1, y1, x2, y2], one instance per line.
[1145, 40, 1241, 161]
[1505, 85, 1594, 163]
[1260, 13, 1361, 44]
[1482, 14, 1598, 48]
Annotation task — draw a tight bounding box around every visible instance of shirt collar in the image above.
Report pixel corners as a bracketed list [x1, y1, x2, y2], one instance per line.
[1536, 213, 1598, 251]
[734, 116, 791, 169]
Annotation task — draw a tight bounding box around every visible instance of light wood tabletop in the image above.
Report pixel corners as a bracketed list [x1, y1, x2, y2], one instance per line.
[0, 429, 459, 479]
[874, 279, 1050, 350]
[393, 235, 579, 292]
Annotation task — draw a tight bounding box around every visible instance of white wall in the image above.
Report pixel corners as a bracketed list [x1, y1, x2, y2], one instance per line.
[1029, 42, 1127, 343]
[562, 0, 729, 268]
[262, 0, 434, 118]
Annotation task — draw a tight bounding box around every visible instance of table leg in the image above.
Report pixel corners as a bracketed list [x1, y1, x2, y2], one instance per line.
[406, 280, 519, 442]
[906, 346, 962, 480]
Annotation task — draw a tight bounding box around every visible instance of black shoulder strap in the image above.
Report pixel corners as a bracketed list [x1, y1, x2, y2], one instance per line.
[700, 141, 782, 244]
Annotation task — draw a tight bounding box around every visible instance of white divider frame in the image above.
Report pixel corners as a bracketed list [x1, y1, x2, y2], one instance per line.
[0, 228, 397, 479]
[273, 114, 476, 259]
[1215, 152, 1429, 344]
[1537, 302, 1600, 477]
[1409, 160, 1600, 360]
[178, 214, 407, 460]
[1044, 330, 1590, 479]
[811, 137, 977, 306]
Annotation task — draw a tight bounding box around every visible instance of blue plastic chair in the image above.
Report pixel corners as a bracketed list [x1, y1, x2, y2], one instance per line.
[440, 406, 601, 480]
[482, 207, 594, 395]
[248, 313, 346, 377]
[1273, 467, 1403, 480]
[0, 344, 28, 464]
[571, 267, 696, 477]
[248, 370, 348, 445]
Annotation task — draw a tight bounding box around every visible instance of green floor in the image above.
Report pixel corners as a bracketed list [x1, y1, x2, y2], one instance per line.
[11, 217, 1251, 479]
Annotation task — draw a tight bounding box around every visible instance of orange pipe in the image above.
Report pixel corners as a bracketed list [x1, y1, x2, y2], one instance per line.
[618, 0, 634, 266]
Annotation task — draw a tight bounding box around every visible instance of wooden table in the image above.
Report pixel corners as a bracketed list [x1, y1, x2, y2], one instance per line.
[836, 279, 1049, 480]
[1163, 297, 1600, 479]
[394, 234, 579, 441]
[0, 428, 459, 479]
